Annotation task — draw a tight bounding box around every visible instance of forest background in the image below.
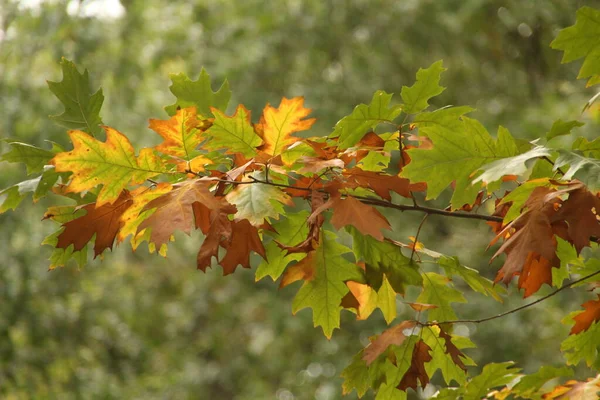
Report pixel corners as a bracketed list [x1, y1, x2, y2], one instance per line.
[0, 0, 599, 399]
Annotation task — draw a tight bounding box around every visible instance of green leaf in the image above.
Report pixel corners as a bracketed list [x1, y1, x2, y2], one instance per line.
[474, 146, 552, 184]
[553, 237, 582, 287]
[255, 241, 304, 281]
[376, 277, 398, 324]
[225, 172, 292, 226]
[438, 256, 505, 301]
[546, 119, 584, 140]
[375, 383, 407, 400]
[47, 58, 103, 135]
[421, 326, 472, 386]
[551, 6, 600, 86]
[291, 231, 364, 338]
[554, 149, 600, 190]
[332, 91, 402, 149]
[400, 108, 520, 209]
[401, 60, 446, 114]
[463, 362, 521, 399]
[1, 142, 55, 174]
[350, 227, 422, 293]
[165, 68, 231, 116]
[511, 366, 573, 398]
[341, 350, 371, 398]
[561, 319, 600, 368]
[206, 105, 262, 158]
[416, 272, 467, 322]
[0, 166, 66, 214]
[573, 136, 600, 155]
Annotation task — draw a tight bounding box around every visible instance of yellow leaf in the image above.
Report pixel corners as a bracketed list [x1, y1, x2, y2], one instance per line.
[149, 106, 205, 160]
[52, 127, 166, 206]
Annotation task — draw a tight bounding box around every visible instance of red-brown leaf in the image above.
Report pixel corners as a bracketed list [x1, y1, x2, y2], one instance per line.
[397, 340, 433, 391]
[57, 190, 133, 257]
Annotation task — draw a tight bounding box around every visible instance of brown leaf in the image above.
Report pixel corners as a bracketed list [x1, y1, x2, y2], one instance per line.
[438, 327, 467, 372]
[196, 206, 233, 271]
[343, 168, 425, 200]
[138, 180, 221, 248]
[491, 187, 560, 297]
[57, 190, 133, 257]
[397, 340, 433, 391]
[220, 219, 266, 275]
[570, 295, 600, 335]
[551, 187, 600, 253]
[330, 195, 391, 241]
[362, 321, 416, 365]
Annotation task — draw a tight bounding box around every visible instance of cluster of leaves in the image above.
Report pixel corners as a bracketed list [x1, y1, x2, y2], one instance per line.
[1, 6, 600, 399]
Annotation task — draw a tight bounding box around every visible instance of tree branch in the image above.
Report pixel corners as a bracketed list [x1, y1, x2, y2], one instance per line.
[418, 269, 600, 327]
[200, 174, 505, 223]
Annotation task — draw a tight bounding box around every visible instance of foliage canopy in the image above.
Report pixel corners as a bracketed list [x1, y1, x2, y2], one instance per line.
[1, 5, 600, 399]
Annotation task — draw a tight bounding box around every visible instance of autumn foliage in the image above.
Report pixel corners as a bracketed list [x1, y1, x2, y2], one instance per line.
[2, 6, 600, 399]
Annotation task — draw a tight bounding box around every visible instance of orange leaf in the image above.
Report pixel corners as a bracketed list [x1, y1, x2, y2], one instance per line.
[56, 190, 133, 257]
[148, 106, 204, 160]
[362, 321, 416, 365]
[570, 295, 600, 335]
[542, 374, 600, 399]
[256, 97, 316, 157]
[280, 252, 316, 288]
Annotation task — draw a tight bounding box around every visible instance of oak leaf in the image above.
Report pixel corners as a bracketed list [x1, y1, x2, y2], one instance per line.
[56, 190, 133, 257]
[542, 374, 600, 400]
[491, 187, 561, 296]
[256, 97, 316, 157]
[398, 340, 433, 391]
[206, 104, 262, 158]
[363, 320, 416, 365]
[118, 183, 173, 253]
[343, 168, 425, 200]
[570, 295, 600, 335]
[137, 180, 221, 248]
[219, 219, 266, 275]
[551, 187, 600, 252]
[328, 195, 391, 241]
[149, 106, 205, 161]
[225, 172, 293, 226]
[52, 127, 165, 206]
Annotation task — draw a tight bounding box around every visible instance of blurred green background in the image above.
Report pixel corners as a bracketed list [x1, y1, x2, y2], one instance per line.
[1, 0, 600, 399]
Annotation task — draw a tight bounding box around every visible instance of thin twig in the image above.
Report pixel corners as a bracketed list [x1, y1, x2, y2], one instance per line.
[410, 214, 429, 262]
[418, 269, 600, 327]
[542, 155, 565, 176]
